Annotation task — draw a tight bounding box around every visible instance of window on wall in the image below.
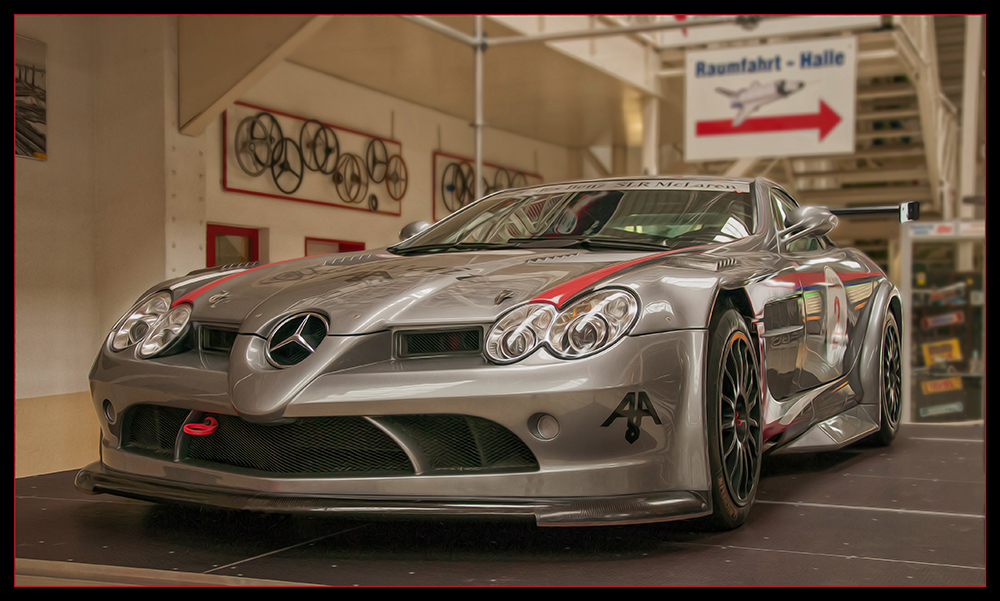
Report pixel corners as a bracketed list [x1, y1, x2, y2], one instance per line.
[305, 237, 365, 256]
[207, 224, 259, 268]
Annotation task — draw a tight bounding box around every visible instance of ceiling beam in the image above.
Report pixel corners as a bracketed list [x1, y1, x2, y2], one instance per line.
[486, 15, 747, 47]
[178, 15, 332, 137]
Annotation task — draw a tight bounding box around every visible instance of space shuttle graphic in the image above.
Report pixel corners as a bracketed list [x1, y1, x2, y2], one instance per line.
[715, 80, 806, 126]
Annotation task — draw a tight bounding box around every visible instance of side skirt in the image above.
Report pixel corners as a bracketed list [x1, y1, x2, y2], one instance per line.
[769, 404, 879, 454]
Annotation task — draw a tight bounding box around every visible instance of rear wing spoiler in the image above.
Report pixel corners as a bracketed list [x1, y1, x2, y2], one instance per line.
[829, 201, 920, 223]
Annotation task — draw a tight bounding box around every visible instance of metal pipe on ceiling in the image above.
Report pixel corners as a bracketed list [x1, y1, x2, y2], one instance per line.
[402, 15, 768, 200]
[485, 15, 755, 47]
[403, 15, 761, 50]
[475, 16, 484, 200]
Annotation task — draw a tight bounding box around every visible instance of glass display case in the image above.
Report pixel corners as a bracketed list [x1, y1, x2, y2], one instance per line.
[901, 222, 985, 423]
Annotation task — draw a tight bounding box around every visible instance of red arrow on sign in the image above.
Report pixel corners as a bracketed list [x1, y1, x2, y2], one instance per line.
[696, 100, 842, 141]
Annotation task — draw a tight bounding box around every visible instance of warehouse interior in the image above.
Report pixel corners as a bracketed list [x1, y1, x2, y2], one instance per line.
[15, 15, 984, 586]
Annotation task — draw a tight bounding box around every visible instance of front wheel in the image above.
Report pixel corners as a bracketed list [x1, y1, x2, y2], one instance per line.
[705, 307, 762, 530]
[869, 310, 902, 446]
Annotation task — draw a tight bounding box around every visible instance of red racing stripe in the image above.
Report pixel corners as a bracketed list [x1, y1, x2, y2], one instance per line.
[171, 258, 303, 307]
[530, 245, 714, 308]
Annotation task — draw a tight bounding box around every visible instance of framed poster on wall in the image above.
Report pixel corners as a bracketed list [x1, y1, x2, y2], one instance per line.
[15, 36, 47, 160]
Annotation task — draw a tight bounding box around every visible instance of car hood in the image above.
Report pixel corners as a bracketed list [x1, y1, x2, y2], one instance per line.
[176, 248, 659, 336]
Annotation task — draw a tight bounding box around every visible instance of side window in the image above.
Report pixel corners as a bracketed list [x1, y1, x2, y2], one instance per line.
[770, 188, 825, 254]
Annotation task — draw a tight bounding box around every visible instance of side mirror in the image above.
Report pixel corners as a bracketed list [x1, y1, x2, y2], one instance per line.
[779, 205, 838, 244]
[399, 221, 431, 241]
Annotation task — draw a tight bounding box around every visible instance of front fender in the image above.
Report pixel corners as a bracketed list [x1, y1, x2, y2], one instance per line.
[846, 278, 899, 407]
[602, 265, 723, 335]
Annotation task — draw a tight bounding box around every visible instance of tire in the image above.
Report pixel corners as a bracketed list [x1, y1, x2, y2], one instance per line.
[705, 305, 762, 530]
[870, 310, 902, 446]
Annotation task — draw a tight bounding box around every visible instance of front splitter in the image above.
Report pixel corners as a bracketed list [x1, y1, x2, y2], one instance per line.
[76, 462, 711, 527]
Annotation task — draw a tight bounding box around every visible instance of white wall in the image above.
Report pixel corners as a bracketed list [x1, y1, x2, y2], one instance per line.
[17, 16, 174, 401]
[15, 15, 175, 476]
[16, 16, 101, 398]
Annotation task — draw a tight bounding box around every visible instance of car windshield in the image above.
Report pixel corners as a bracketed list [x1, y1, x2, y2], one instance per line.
[393, 185, 756, 253]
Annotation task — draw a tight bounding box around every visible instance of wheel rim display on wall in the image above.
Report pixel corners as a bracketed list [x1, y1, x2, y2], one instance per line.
[225, 102, 406, 215]
[366, 138, 388, 183]
[442, 161, 478, 212]
[386, 155, 408, 201]
[300, 119, 340, 175]
[235, 114, 284, 177]
[333, 153, 368, 204]
[270, 138, 304, 195]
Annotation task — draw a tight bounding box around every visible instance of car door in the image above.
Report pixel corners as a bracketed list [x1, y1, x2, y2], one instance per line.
[769, 187, 851, 396]
[761, 188, 808, 401]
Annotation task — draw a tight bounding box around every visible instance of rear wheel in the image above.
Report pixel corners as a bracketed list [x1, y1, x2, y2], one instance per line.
[705, 306, 762, 530]
[870, 311, 902, 446]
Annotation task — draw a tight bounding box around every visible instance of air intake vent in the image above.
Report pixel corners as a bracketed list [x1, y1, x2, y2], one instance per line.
[398, 328, 482, 358]
[666, 256, 738, 271]
[323, 253, 374, 266]
[185, 262, 258, 276]
[122, 404, 189, 458]
[388, 415, 538, 473]
[201, 326, 237, 355]
[525, 252, 580, 263]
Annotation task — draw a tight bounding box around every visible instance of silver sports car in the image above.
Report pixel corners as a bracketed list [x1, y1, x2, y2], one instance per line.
[77, 176, 913, 529]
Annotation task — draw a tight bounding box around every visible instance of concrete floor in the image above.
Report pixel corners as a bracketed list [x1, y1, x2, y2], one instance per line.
[15, 422, 985, 586]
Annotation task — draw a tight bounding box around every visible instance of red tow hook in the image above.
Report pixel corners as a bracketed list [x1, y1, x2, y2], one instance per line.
[183, 416, 219, 436]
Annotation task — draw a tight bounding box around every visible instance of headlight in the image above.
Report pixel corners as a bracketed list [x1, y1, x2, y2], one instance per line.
[485, 289, 639, 363]
[110, 292, 172, 351]
[138, 303, 192, 358]
[547, 290, 638, 359]
[485, 304, 556, 363]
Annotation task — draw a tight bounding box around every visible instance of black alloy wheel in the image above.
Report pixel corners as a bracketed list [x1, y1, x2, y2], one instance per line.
[871, 310, 902, 446]
[705, 305, 762, 530]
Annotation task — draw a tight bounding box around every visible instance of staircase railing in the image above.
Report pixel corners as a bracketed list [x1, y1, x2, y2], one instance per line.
[892, 15, 959, 216]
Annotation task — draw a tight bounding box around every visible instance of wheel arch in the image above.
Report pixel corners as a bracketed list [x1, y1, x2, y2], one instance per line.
[712, 287, 758, 347]
[851, 279, 901, 408]
[888, 292, 903, 338]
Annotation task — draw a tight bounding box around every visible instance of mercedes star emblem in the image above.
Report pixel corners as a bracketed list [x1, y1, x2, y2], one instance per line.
[266, 312, 329, 368]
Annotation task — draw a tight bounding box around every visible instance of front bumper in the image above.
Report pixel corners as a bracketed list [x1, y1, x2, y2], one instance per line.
[84, 329, 712, 525]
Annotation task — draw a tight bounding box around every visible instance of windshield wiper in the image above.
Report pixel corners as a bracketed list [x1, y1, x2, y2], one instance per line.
[506, 236, 671, 252]
[391, 236, 678, 256]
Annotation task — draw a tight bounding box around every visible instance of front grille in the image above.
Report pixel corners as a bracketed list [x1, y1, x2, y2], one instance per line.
[389, 415, 538, 473]
[398, 328, 482, 358]
[122, 405, 188, 458]
[187, 416, 414, 476]
[118, 405, 538, 477]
